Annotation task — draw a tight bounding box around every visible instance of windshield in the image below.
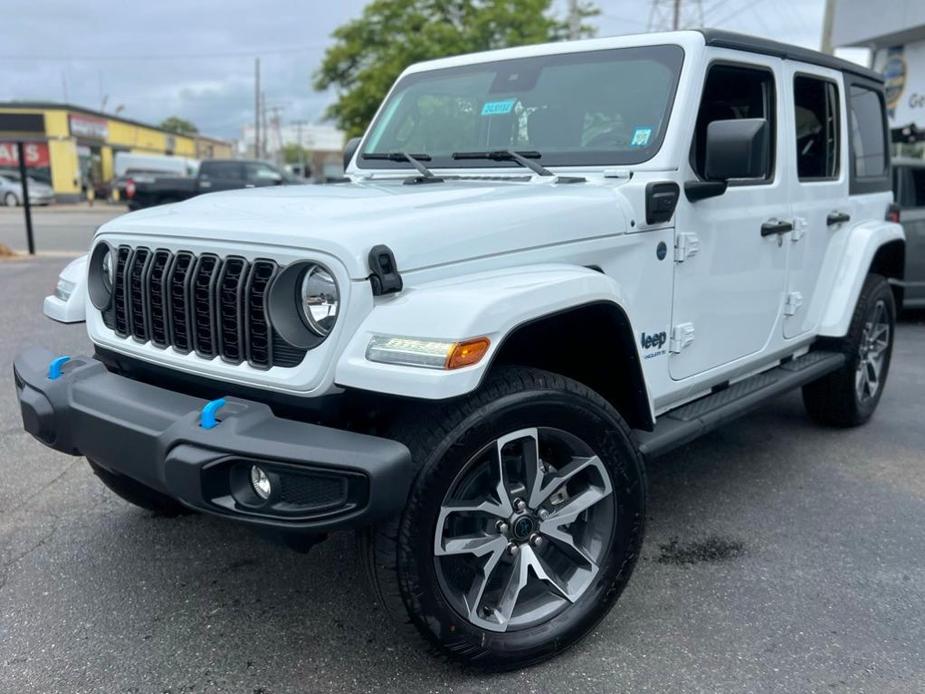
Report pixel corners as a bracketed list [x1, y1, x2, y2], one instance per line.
[360, 45, 684, 170]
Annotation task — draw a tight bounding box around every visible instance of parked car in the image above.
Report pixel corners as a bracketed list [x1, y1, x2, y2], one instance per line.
[16, 30, 905, 670]
[0, 172, 54, 206]
[890, 157, 925, 307]
[125, 158, 299, 210]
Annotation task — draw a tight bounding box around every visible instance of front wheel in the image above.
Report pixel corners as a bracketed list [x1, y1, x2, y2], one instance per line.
[803, 273, 896, 427]
[363, 367, 646, 669]
[3, 192, 18, 207]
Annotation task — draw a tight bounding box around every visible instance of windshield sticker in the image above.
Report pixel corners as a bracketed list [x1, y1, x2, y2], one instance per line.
[481, 99, 516, 116]
[630, 127, 653, 147]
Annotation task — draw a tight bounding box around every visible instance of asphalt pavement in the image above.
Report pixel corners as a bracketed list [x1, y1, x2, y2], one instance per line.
[0, 205, 126, 255]
[1, 257, 923, 693]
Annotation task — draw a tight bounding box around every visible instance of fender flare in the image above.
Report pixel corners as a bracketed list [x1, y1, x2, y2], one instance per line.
[818, 221, 904, 337]
[335, 263, 653, 419]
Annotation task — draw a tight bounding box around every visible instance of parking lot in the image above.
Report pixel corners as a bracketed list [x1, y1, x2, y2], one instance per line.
[1, 255, 923, 693]
[0, 206, 125, 256]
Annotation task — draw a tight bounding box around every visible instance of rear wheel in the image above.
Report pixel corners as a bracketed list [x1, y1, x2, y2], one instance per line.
[3, 192, 18, 207]
[803, 273, 895, 427]
[89, 459, 190, 516]
[362, 367, 646, 669]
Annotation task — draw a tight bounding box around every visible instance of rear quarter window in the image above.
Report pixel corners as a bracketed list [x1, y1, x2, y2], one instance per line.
[847, 82, 890, 194]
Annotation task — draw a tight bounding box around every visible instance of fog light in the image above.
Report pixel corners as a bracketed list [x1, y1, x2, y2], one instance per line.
[250, 465, 272, 499]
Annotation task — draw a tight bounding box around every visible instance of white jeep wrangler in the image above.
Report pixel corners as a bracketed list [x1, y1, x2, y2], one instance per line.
[18, 30, 905, 668]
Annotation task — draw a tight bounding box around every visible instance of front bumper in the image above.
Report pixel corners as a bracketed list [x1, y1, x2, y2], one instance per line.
[13, 347, 413, 532]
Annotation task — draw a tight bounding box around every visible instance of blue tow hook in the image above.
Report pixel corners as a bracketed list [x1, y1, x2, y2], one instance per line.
[200, 398, 227, 430]
[47, 355, 71, 380]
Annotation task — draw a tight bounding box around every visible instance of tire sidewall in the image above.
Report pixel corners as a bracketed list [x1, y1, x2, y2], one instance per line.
[395, 386, 645, 666]
[4, 192, 18, 207]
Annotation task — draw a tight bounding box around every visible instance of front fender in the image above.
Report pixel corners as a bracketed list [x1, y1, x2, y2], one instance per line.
[818, 221, 904, 337]
[43, 254, 88, 324]
[335, 264, 636, 400]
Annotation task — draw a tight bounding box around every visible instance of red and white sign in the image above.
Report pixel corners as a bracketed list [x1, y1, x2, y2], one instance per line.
[69, 113, 108, 140]
[0, 141, 50, 168]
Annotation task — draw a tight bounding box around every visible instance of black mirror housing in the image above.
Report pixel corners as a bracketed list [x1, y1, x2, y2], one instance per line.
[704, 118, 769, 181]
[343, 137, 361, 172]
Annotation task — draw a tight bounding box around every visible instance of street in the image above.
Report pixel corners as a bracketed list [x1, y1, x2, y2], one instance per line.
[0, 257, 923, 693]
[0, 206, 126, 255]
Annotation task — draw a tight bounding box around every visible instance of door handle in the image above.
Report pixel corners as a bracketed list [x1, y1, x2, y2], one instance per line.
[761, 219, 794, 237]
[826, 211, 851, 226]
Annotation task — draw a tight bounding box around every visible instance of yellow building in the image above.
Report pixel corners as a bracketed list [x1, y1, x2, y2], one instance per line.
[0, 103, 232, 202]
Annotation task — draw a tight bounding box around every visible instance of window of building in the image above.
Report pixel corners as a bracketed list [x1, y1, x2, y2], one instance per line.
[794, 76, 839, 180]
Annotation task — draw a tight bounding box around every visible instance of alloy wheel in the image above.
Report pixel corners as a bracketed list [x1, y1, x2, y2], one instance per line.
[855, 298, 890, 403]
[433, 427, 615, 632]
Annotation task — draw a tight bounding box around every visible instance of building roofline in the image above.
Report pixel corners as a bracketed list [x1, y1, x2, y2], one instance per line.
[0, 101, 231, 144]
[696, 29, 883, 83]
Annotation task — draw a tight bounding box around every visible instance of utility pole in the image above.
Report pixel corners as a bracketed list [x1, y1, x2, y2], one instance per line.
[292, 119, 308, 177]
[567, 0, 580, 40]
[820, 0, 836, 54]
[254, 57, 261, 159]
[648, 0, 702, 32]
[672, 0, 681, 30]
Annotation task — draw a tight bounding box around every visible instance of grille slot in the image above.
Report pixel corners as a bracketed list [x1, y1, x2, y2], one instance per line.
[102, 248, 305, 369]
[244, 260, 277, 368]
[279, 474, 347, 509]
[147, 250, 172, 347]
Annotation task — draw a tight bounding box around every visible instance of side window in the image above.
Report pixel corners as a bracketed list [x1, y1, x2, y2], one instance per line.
[692, 64, 776, 182]
[848, 85, 887, 178]
[794, 76, 839, 180]
[909, 168, 925, 207]
[203, 162, 243, 181]
[246, 163, 283, 184]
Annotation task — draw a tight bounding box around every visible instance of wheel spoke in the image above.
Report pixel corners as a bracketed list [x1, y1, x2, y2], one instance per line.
[495, 549, 530, 623]
[531, 455, 610, 509]
[541, 484, 611, 529]
[464, 541, 508, 622]
[542, 523, 599, 571]
[524, 545, 577, 603]
[496, 428, 543, 509]
[437, 532, 508, 558]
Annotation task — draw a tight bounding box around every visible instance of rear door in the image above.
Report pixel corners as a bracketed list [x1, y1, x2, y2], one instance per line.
[783, 64, 848, 338]
[670, 56, 791, 380]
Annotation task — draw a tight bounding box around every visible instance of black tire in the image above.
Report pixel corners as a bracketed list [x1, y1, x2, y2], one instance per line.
[803, 273, 896, 427]
[362, 367, 647, 670]
[89, 459, 191, 516]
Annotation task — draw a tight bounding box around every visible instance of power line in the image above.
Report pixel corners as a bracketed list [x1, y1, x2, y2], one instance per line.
[0, 44, 329, 62]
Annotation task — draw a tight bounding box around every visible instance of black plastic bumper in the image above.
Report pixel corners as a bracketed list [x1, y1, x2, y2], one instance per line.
[13, 347, 413, 532]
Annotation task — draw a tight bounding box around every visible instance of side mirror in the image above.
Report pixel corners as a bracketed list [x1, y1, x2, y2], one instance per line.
[704, 118, 769, 181]
[343, 137, 361, 172]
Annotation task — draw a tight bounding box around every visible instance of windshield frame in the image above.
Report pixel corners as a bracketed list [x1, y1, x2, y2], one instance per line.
[357, 44, 685, 171]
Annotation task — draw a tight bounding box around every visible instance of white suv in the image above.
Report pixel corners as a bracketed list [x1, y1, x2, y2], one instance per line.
[17, 30, 905, 668]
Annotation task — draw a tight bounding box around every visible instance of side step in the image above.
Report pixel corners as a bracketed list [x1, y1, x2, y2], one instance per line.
[633, 350, 845, 459]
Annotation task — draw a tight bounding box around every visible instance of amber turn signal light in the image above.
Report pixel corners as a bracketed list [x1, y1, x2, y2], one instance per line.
[446, 337, 491, 370]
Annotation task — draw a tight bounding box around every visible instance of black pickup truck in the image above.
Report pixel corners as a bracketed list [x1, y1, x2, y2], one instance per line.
[125, 159, 300, 210]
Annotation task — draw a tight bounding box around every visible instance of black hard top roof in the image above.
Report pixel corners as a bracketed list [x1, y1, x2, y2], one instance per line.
[696, 29, 883, 84]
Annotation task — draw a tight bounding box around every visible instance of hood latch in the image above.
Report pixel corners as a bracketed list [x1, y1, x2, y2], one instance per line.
[368, 244, 403, 296]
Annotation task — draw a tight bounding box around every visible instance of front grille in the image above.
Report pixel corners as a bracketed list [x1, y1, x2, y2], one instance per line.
[102, 247, 306, 369]
[278, 473, 347, 509]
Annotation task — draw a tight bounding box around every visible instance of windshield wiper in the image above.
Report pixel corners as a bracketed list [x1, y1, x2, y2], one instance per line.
[361, 151, 443, 183]
[451, 150, 554, 177]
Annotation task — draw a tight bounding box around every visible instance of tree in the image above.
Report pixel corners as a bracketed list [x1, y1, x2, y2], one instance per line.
[159, 116, 199, 135]
[314, 0, 598, 138]
[281, 143, 311, 165]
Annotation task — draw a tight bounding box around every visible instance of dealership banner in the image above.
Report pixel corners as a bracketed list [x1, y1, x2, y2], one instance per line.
[876, 39, 925, 130]
[0, 141, 50, 168]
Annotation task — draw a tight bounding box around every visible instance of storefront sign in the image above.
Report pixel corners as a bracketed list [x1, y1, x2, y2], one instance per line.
[69, 113, 109, 140]
[0, 141, 50, 168]
[875, 40, 925, 129]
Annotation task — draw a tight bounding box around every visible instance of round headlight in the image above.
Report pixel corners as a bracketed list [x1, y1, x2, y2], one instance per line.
[101, 249, 114, 290]
[299, 264, 338, 336]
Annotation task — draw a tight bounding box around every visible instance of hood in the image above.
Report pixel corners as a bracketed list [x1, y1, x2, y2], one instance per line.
[102, 178, 629, 278]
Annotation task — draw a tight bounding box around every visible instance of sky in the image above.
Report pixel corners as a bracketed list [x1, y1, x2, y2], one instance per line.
[0, 0, 851, 141]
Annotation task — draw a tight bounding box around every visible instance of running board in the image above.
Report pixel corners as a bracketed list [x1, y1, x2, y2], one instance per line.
[634, 350, 845, 459]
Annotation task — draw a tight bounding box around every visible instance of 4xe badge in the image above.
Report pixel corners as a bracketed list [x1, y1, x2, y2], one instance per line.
[640, 330, 667, 359]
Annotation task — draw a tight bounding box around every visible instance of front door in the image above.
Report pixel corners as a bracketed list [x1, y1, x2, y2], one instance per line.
[670, 57, 791, 381]
[783, 64, 848, 338]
